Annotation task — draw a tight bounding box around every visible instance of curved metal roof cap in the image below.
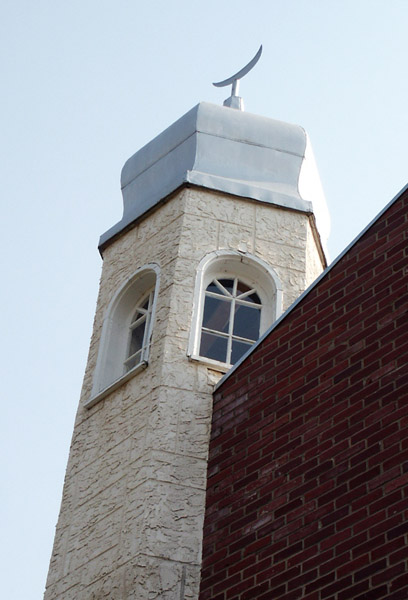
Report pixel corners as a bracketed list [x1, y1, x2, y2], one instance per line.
[298, 134, 331, 247]
[99, 102, 329, 249]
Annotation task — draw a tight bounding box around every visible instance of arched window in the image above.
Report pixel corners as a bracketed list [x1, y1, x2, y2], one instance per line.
[188, 251, 282, 369]
[87, 264, 159, 407]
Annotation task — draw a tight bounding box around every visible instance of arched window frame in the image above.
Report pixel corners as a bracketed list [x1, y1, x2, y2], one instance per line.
[86, 264, 160, 408]
[188, 251, 283, 370]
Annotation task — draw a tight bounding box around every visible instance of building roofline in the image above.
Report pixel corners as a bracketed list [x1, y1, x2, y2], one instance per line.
[215, 182, 408, 392]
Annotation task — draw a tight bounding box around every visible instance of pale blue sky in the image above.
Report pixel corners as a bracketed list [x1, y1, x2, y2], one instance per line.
[1, 1, 407, 597]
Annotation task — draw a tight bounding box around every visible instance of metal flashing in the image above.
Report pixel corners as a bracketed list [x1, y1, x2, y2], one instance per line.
[99, 102, 328, 249]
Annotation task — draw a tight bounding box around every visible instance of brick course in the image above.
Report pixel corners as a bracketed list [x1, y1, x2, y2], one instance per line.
[199, 187, 408, 599]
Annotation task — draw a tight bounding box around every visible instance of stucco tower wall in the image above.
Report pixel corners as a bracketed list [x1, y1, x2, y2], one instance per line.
[44, 184, 324, 599]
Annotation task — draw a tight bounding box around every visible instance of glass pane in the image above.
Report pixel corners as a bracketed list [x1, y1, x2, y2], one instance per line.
[236, 280, 252, 296]
[130, 296, 151, 324]
[131, 312, 146, 327]
[202, 296, 231, 333]
[200, 331, 228, 363]
[206, 280, 223, 295]
[240, 291, 261, 304]
[218, 279, 234, 294]
[124, 350, 142, 372]
[235, 280, 261, 303]
[130, 308, 141, 324]
[129, 320, 146, 356]
[247, 292, 261, 304]
[233, 304, 261, 340]
[231, 339, 253, 364]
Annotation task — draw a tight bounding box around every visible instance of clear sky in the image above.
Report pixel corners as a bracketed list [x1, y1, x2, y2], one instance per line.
[1, 1, 407, 597]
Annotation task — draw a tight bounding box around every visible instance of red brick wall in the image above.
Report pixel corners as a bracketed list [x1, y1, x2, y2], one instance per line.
[199, 188, 408, 600]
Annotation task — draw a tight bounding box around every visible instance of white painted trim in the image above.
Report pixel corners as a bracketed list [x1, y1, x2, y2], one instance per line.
[90, 263, 160, 403]
[85, 361, 148, 409]
[188, 355, 230, 373]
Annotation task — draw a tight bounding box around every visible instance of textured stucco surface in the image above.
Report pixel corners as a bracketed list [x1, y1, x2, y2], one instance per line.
[44, 187, 325, 599]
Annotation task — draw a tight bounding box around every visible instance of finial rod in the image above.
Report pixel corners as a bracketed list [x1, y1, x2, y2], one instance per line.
[213, 45, 262, 110]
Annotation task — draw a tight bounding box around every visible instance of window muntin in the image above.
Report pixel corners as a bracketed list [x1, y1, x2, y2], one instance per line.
[124, 290, 154, 373]
[199, 277, 262, 365]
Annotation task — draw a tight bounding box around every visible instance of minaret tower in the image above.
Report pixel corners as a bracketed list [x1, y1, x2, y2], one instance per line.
[45, 74, 329, 598]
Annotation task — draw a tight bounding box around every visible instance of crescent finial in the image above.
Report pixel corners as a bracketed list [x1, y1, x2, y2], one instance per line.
[213, 45, 262, 110]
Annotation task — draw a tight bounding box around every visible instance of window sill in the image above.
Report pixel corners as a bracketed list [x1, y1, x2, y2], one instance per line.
[188, 354, 231, 374]
[84, 361, 148, 409]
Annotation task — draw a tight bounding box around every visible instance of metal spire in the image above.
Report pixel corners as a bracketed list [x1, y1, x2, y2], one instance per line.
[213, 45, 262, 110]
